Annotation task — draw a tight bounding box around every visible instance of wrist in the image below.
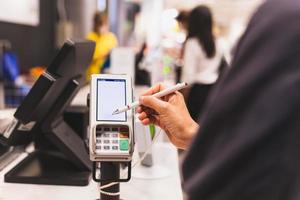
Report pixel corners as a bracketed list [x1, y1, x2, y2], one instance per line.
[181, 119, 199, 148]
[187, 120, 199, 140]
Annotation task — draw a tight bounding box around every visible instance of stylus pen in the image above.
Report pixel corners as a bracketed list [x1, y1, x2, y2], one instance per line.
[112, 82, 188, 115]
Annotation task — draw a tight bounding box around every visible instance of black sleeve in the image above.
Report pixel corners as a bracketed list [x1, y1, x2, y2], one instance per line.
[182, 0, 300, 200]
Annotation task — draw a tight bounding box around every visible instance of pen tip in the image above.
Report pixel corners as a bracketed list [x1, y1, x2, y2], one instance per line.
[112, 110, 118, 115]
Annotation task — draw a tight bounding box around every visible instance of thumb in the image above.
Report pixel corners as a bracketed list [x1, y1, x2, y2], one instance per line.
[140, 96, 167, 114]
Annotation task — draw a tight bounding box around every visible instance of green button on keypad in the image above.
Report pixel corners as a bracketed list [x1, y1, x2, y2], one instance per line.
[119, 139, 129, 151]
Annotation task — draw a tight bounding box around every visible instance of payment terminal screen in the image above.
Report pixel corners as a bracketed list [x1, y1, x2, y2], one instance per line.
[96, 79, 127, 121]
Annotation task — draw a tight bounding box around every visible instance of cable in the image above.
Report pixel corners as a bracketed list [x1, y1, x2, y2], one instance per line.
[98, 182, 120, 196]
[132, 128, 162, 169]
[97, 128, 163, 196]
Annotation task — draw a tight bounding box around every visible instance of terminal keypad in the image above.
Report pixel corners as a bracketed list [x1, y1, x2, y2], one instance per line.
[95, 125, 129, 154]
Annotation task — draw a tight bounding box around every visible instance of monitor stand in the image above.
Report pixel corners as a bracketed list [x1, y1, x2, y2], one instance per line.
[4, 118, 92, 186]
[4, 150, 90, 186]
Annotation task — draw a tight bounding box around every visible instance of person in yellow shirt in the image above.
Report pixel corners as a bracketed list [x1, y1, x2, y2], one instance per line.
[86, 12, 118, 81]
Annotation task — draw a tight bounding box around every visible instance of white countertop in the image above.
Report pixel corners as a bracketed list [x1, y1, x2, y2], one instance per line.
[0, 142, 183, 200]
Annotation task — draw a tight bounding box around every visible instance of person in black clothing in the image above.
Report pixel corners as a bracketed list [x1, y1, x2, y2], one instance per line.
[137, 0, 300, 199]
[182, 6, 223, 121]
[135, 42, 151, 86]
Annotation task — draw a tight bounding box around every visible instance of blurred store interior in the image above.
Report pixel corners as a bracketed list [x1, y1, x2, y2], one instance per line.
[0, 1, 265, 200]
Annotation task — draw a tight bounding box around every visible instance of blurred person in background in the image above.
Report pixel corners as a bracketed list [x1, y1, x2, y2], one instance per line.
[86, 12, 118, 81]
[176, 10, 189, 33]
[174, 10, 190, 83]
[182, 5, 223, 120]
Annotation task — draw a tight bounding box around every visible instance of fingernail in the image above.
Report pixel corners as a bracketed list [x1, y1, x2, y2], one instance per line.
[139, 96, 144, 103]
[137, 107, 142, 113]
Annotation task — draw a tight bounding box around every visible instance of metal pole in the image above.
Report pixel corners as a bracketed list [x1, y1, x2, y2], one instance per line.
[0, 42, 5, 109]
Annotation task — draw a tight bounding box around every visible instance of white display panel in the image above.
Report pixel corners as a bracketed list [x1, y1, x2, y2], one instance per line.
[0, 0, 39, 26]
[110, 48, 135, 81]
[96, 79, 126, 122]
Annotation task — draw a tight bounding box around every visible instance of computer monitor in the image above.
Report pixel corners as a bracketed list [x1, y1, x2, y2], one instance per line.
[3, 39, 95, 186]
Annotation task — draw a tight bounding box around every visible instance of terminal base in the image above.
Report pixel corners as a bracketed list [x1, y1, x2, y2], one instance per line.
[4, 151, 91, 186]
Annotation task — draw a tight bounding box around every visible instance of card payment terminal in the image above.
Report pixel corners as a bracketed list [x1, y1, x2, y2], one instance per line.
[89, 74, 134, 163]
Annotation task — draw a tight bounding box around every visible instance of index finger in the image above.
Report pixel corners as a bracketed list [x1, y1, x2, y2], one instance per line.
[142, 83, 166, 96]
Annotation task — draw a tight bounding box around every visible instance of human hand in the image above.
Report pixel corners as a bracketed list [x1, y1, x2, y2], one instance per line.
[137, 83, 199, 149]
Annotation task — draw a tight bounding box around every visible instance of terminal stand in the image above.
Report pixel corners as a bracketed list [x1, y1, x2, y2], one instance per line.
[93, 161, 131, 200]
[0, 40, 95, 186]
[100, 162, 120, 200]
[5, 150, 91, 186]
[4, 119, 92, 186]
